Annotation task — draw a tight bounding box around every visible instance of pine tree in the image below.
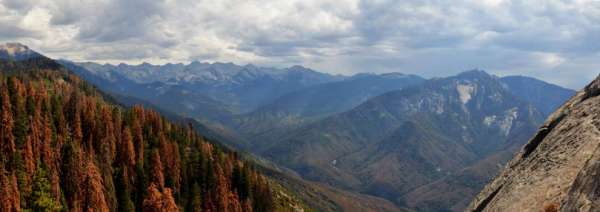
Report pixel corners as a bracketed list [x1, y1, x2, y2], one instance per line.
[22, 136, 35, 194]
[214, 163, 230, 212]
[131, 118, 144, 166]
[188, 183, 202, 212]
[60, 141, 84, 210]
[83, 158, 109, 212]
[115, 168, 135, 212]
[149, 150, 165, 189]
[232, 164, 251, 201]
[119, 126, 136, 168]
[29, 165, 62, 211]
[159, 134, 180, 192]
[41, 114, 60, 203]
[9, 77, 27, 147]
[0, 166, 21, 212]
[143, 183, 178, 212]
[252, 176, 274, 212]
[72, 107, 83, 144]
[134, 163, 146, 211]
[0, 84, 15, 161]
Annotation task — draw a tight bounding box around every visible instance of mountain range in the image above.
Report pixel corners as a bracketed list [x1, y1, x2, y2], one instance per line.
[258, 70, 548, 208]
[4, 43, 578, 211]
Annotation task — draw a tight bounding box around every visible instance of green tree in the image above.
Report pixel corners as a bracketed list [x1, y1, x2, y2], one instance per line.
[115, 168, 135, 212]
[29, 165, 62, 211]
[185, 182, 202, 212]
[232, 165, 251, 200]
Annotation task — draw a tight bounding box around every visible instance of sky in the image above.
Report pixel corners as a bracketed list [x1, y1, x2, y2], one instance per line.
[0, 0, 599, 89]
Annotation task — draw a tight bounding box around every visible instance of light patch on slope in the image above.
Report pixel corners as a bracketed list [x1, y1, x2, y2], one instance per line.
[483, 115, 497, 126]
[184, 102, 195, 110]
[483, 109, 518, 136]
[435, 103, 444, 114]
[499, 108, 518, 136]
[457, 84, 475, 104]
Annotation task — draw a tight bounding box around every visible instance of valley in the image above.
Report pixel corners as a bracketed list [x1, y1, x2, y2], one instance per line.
[60, 52, 575, 211]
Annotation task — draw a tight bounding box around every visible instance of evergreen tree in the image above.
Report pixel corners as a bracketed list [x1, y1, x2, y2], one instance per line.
[29, 165, 61, 211]
[0, 84, 15, 161]
[187, 183, 202, 212]
[0, 166, 21, 211]
[115, 168, 135, 212]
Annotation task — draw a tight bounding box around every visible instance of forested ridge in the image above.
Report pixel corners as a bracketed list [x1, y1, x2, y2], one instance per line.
[0, 58, 292, 211]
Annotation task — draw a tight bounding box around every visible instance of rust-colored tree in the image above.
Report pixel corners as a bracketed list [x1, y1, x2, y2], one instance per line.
[0, 167, 20, 212]
[131, 117, 144, 166]
[118, 126, 136, 177]
[143, 183, 178, 212]
[0, 84, 15, 159]
[83, 159, 109, 212]
[149, 150, 165, 190]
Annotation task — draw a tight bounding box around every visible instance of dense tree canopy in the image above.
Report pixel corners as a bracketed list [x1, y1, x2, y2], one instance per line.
[0, 58, 277, 211]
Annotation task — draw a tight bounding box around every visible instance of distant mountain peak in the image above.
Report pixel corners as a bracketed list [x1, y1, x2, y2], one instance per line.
[0, 42, 43, 60]
[0, 43, 29, 55]
[287, 65, 316, 73]
[189, 60, 203, 66]
[348, 72, 412, 80]
[457, 69, 492, 78]
[243, 63, 257, 68]
[289, 65, 307, 69]
[458, 69, 490, 76]
[139, 62, 153, 67]
[380, 72, 409, 79]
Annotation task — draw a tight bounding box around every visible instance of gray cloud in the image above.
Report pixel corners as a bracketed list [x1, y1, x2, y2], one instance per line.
[76, 0, 168, 43]
[0, 22, 38, 39]
[0, 0, 599, 89]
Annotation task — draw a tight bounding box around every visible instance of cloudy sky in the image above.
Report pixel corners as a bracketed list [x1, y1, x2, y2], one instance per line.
[1, 0, 599, 89]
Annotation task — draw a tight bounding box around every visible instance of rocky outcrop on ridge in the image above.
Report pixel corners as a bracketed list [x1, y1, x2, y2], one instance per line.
[467, 74, 600, 211]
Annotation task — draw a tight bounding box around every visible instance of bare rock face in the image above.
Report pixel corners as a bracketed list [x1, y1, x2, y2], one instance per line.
[466, 74, 600, 211]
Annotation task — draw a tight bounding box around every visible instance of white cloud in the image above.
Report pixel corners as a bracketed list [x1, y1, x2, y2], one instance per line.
[533, 52, 566, 68]
[0, 0, 599, 88]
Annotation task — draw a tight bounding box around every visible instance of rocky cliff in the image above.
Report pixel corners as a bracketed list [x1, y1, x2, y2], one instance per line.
[467, 74, 600, 211]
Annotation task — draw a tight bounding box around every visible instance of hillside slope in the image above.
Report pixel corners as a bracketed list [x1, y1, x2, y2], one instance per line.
[398, 76, 575, 211]
[235, 73, 425, 149]
[104, 88, 407, 212]
[0, 46, 305, 211]
[500, 76, 576, 117]
[467, 74, 600, 211]
[261, 70, 544, 207]
[401, 122, 539, 211]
